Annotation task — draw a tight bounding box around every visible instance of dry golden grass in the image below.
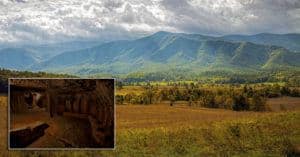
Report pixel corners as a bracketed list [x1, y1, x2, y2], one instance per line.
[0, 95, 7, 107]
[117, 103, 265, 130]
[116, 96, 300, 129]
[116, 86, 144, 95]
[0, 96, 7, 151]
[267, 96, 300, 111]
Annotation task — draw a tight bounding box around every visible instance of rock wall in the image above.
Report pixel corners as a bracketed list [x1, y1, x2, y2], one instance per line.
[10, 122, 49, 148]
[10, 91, 47, 113]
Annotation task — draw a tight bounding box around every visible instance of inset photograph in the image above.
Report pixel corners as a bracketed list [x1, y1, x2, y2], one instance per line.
[8, 79, 115, 149]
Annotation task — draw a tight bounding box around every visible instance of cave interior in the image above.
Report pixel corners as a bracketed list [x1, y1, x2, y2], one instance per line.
[9, 79, 114, 148]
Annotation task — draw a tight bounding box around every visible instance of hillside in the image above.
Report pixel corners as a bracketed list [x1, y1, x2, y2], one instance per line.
[0, 31, 299, 76]
[24, 40, 103, 60]
[0, 41, 102, 70]
[33, 31, 300, 75]
[222, 33, 300, 52]
[0, 48, 38, 70]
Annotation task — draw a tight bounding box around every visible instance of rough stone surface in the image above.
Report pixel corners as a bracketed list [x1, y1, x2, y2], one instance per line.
[10, 122, 49, 148]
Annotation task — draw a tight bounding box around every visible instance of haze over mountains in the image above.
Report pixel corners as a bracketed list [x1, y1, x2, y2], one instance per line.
[1, 31, 300, 75]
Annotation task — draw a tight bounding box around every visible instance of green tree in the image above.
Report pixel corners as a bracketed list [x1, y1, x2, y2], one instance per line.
[142, 84, 158, 104]
[250, 94, 267, 111]
[116, 81, 123, 90]
[233, 94, 249, 111]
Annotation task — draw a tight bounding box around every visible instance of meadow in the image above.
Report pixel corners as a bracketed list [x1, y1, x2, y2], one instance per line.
[1, 93, 300, 156]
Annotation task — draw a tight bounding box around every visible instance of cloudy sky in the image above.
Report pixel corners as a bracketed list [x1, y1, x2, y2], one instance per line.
[0, 0, 300, 43]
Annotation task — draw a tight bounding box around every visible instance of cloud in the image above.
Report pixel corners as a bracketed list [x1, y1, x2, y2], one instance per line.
[0, 0, 299, 43]
[161, 0, 300, 35]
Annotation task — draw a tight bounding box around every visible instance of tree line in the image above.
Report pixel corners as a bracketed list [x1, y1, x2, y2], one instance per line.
[121, 69, 300, 86]
[116, 83, 300, 111]
[0, 68, 74, 93]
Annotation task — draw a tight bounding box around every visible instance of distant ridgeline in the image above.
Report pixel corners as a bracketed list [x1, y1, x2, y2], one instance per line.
[0, 32, 300, 83]
[0, 68, 74, 93]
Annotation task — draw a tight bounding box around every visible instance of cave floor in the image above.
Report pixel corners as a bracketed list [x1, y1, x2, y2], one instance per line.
[11, 111, 96, 148]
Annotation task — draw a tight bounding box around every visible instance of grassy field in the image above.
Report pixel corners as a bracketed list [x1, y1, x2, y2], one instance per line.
[1, 95, 300, 156]
[117, 104, 264, 129]
[266, 96, 300, 111]
[116, 86, 145, 96]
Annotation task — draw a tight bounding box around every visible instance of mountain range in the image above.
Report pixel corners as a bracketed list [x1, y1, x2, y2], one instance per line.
[1, 31, 300, 75]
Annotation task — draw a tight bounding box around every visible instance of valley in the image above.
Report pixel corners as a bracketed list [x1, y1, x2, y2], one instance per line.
[2, 0, 300, 156]
[0, 31, 299, 156]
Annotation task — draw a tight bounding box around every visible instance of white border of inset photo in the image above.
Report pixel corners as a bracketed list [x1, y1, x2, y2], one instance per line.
[8, 78, 116, 150]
